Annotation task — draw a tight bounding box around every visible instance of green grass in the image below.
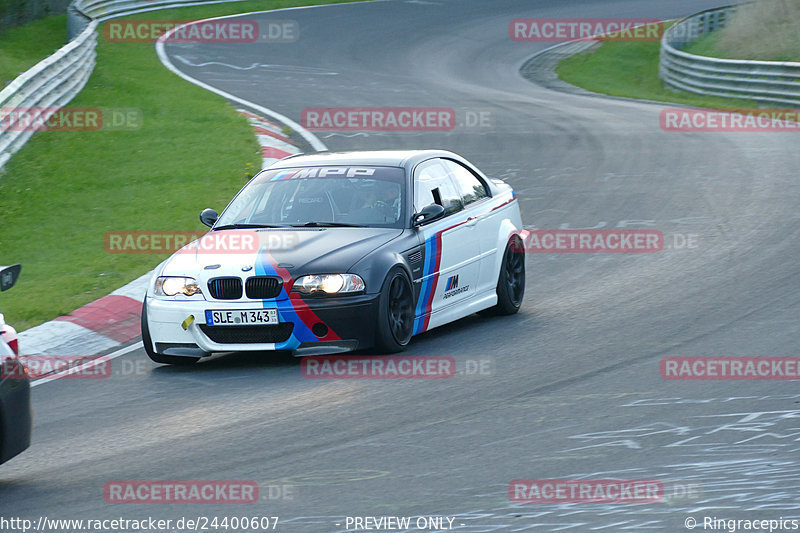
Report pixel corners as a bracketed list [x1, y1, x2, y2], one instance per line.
[683, 32, 726, 59]
[0, 14, 67, 87]
[555, 39, 759, 109]
[0, 0, 366, 331]
[704, 0, 800, 62]
[685, 30, 800, 62]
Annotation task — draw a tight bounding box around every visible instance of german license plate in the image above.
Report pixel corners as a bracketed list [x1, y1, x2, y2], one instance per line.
[205, 309, 278, 326]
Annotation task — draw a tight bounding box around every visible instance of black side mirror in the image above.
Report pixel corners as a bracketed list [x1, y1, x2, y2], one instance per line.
[412, 203, 445, 227]
[0, 264, 21, 292]
[200, 208, 219, 228]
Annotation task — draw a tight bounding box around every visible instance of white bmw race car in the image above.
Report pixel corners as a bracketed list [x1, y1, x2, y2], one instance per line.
[142, 150, 526, 364]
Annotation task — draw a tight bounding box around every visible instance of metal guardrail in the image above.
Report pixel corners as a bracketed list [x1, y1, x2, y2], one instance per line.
[659, 5, 800, 106]
[0, 0, 248, 170]
[0, 21, 97, 168]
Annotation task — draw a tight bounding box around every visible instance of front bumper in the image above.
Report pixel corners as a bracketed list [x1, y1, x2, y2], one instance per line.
[0, 359, 32, 464]
[146, 293, 379, 357]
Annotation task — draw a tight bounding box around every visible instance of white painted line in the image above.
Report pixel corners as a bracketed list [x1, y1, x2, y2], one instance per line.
[152, 3, 384, 152]
[30, 342, 143, 388]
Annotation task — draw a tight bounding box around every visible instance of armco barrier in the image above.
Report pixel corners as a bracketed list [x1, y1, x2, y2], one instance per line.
[0, 0, 249, 170]
[659, 5, 800, 106]
[0, 21, 96, 168]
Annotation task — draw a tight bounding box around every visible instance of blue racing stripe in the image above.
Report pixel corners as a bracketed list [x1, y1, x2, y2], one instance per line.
[413, 232, 438, 335]
[255, 250, 317, 343]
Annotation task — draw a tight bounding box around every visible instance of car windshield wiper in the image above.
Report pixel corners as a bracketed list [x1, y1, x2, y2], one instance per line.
[213, 223, 287, 230]
[293, 222, 365, 228]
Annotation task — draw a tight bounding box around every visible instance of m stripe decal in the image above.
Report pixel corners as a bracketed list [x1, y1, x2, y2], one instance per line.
[256, 249, 340, 342]
[413, 230, 443, 335]
[411, 193, 518, 336]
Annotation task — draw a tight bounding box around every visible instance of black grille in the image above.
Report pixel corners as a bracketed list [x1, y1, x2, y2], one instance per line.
[199, 323, 294, 344]
[408, 250, 422, 264]
[245, 276, 282, 299]
[207, 277, 243, 300]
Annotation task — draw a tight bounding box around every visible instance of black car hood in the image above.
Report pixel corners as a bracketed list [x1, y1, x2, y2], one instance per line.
[162, 227, 404, 286]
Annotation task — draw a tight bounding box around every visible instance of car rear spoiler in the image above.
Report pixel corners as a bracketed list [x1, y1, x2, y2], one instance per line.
[0, 264, 21, 291]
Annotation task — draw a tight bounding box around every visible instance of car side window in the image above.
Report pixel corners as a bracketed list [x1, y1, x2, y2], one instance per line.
[441, 159, 489, 207]
[414, 160, 463, 215]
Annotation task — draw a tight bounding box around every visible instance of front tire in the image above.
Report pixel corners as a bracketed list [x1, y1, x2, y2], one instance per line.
[374, 268, 415, 353]
[141, 299, 199, 366]
[483, 236, 525, 316]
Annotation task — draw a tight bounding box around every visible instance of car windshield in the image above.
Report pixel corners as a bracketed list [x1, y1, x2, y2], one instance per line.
[216, 166, 406, 229]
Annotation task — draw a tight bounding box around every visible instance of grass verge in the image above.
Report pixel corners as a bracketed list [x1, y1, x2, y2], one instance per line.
[682, 32, 726, 60]
[0, 0, 365, 331]
[0, 14, 67, 87]
[695, 0, 800, 62]
[555, 38, 759, 109]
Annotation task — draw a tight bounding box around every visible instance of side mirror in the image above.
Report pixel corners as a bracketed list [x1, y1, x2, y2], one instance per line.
[200, 208, 219, 228]
[412, 203, 445, 227]
[0, 264, 21, 292]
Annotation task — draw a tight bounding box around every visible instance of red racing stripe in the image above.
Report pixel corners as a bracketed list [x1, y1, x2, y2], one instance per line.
[263, 252, 341, 341]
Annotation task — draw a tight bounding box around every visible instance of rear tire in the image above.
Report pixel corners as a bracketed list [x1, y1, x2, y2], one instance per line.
[141, 299, 199, 366]
[481, 236, 525, 316]
[374, 268, 415, 353]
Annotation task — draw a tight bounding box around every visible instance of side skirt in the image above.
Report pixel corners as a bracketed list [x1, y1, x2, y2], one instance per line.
[414, 291, 498, 335]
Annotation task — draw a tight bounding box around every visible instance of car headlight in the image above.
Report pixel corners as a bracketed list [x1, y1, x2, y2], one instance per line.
[154, 276, 202, 297]
[291, 274, 365, 296]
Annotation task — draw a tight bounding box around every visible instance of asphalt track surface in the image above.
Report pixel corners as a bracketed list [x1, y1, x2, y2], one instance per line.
[4, 1, 800, 531]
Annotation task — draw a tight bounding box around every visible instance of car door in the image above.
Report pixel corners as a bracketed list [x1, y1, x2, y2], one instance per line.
[412, 159, 481, 334]
[439, 159, 498, 296]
